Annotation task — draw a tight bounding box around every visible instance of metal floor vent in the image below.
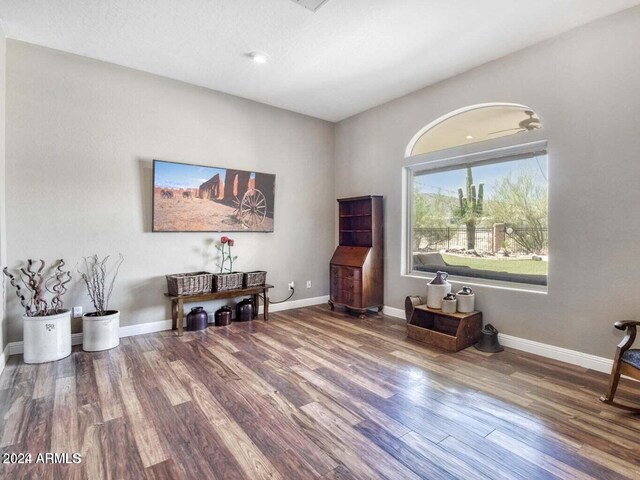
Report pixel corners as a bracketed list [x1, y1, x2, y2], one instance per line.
[289, 0, 330, 12]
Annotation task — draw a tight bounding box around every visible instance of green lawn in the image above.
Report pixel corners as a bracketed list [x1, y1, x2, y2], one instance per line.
[441, 254, 548, 275]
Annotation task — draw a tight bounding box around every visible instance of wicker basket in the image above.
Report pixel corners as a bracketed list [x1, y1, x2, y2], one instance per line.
[243, 271, 267, 287]
[166, 271, 213, 296]
[213, 272, 244, 292]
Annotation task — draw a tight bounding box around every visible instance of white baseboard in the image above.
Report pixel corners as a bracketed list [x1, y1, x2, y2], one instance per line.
[5, 295, 330, 357]
[383, 305, 405, 319]
[119, 319, 173, 338]
[498, 333, 613, 374]
[266, 295, 329, 313]
[383, 304, 613, 374]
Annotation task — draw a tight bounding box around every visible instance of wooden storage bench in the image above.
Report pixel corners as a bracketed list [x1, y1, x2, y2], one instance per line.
[407, 304, 482, 352]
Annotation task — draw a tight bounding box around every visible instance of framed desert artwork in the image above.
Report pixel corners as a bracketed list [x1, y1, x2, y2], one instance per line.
[152, 159, 275, 232]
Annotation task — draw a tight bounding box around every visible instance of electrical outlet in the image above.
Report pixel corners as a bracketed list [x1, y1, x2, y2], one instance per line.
[73, 306, 83, 318]
[288, 281, 295, 291]
[306, 281, 312, 289]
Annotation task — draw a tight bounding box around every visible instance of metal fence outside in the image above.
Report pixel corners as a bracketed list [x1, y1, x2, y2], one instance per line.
[413, 226, 548, 255]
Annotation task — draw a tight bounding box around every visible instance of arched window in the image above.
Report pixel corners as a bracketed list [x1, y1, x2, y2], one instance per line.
[404, 104, 548, 287]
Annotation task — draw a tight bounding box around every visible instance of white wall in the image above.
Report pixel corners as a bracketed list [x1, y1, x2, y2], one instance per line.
[0, 28, 6, 353]
[5, 41, 335, 342]
[334, 7, 640, 358]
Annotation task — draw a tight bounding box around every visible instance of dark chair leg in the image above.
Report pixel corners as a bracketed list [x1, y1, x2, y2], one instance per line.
[600, 366, 622, 404]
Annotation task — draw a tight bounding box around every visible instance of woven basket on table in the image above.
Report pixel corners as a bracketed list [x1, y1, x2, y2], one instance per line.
[166, 271, 213, 296]
[243, 271, 267, 288]
[213, 272, 244, 292]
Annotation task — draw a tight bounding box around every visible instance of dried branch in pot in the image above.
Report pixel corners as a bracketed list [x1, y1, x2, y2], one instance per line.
[78, 254, 124, 316]
[2, 259, 72, 316]
[3, 267, 31, 315]
[47, 260, 72, 312]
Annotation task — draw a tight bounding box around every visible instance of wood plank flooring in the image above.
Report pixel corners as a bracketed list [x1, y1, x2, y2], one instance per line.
[0, 305, 639, 479]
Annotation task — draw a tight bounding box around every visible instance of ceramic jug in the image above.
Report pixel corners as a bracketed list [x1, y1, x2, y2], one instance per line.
[186, 306, 208, 331]
[441, 292, 457, 314]
[426, 271, 451, 309]
[457, 286, 475, 313]
[236, 299, 254, 322]
[214, 306, 233, 326]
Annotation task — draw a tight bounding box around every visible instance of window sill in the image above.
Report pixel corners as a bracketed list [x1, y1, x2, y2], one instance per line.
[403, 271, 548, 294]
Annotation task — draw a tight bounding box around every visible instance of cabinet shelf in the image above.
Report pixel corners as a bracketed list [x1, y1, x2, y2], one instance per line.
[339, 214, 372, 218]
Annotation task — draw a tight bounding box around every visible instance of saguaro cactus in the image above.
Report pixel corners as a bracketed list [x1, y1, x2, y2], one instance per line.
[456, 167, 484, 250]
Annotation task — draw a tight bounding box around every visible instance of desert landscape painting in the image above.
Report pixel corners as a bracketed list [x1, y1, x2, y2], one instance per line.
[153, 160, 275, 232]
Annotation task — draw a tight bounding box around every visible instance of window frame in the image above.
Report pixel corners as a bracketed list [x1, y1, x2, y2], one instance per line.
[402, 138, 549, 292]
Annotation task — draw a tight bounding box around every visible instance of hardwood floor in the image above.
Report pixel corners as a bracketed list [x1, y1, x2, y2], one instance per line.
[1, 305, 639, 479]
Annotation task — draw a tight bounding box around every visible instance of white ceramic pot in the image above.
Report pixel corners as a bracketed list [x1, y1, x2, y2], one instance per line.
[442, 298, 457, 314]
[457, 294, 475, 313]
[426, 284, 451, 309]
[22, 309, 72, 364]
[82, 310, 120, 352]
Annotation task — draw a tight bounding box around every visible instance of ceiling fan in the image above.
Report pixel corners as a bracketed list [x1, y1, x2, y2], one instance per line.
[488, 110, 541, 135]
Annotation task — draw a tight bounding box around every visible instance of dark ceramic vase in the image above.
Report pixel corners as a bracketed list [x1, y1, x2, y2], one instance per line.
[186, 306, 208, 331]
[214, 306, 233, 326]
[235, 299, 254, 322]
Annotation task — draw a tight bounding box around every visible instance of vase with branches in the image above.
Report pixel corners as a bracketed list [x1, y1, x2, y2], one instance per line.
[77, 254, 124, 352]
[3, 259, 72, 317]
[2, 259, 73, 363]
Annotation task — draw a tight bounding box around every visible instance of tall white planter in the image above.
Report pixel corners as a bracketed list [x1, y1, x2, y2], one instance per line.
[82, 310, 120, 352]
[23, 309, 72, 364]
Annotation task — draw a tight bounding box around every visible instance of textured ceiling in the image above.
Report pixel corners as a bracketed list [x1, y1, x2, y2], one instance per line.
[0, 0, 639, 122]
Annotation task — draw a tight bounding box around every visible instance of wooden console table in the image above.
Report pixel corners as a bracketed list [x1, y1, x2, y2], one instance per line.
[165, 284, 273, 336]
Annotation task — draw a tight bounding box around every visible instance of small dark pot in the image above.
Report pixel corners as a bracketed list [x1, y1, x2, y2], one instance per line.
[186, 306, 209, 331]
[235, 299, 254, 322]
[214, 306, 233, 327]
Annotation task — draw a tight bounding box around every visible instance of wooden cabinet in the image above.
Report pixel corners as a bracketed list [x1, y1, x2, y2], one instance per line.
[329, 196, 383, 318]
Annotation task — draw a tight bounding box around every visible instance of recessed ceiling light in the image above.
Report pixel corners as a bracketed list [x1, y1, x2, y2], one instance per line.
[466, 135, 474, 140]
[247, 51, 269, 64]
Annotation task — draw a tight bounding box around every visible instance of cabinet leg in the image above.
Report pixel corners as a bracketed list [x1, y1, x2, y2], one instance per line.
[358, 309, 366, 319]
[328, 300, 335, 311]
[377, 305, 383, 314]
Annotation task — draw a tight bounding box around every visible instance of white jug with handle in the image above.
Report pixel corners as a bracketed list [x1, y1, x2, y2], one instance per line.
[426, 271, 451, 309]
[457, 286, 475, 313]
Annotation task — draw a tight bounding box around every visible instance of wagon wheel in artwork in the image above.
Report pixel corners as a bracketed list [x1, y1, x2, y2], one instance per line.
[234, 189, 267, 228]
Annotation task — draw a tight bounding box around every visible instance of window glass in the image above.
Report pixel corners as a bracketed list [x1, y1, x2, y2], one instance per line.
[411, 155, 548, 285]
